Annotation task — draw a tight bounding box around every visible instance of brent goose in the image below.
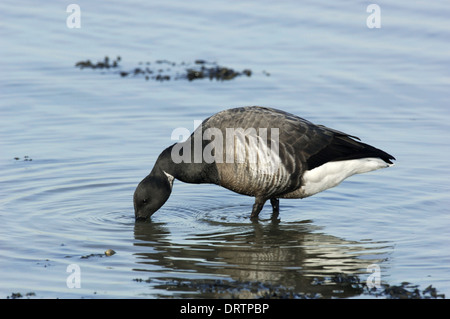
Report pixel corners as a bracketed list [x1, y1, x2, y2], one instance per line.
[134, 106, 395, 221]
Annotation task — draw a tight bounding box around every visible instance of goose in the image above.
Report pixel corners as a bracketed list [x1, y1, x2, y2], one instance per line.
[134, 106, 395, 221]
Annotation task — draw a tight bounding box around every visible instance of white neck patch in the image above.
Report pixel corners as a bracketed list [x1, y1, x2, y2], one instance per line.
[163, 171, 175, 189]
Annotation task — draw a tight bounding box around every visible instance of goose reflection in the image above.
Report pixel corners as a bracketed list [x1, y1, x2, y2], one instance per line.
[132, 218, 391, 298]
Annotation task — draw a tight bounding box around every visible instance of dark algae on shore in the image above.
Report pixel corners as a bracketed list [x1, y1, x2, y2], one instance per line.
[130, 276, 445, 299]
[75, 56, 254, 82]
[6, 278, 445, 299]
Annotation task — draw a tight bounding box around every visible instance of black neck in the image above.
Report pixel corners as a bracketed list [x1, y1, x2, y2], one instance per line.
[153, 144, 219, 185]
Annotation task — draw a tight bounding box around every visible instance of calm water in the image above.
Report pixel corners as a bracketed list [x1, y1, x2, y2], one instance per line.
[1, 0, 449, 299]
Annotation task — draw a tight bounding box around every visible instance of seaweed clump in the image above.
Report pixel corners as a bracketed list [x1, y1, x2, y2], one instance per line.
[186, 60, 251, 81]
[75, 56, 121, 69]
[75, 56, 254, 82]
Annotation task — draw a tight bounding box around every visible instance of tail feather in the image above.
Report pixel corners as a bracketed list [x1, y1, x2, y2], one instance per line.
[307, 134, 395, 171]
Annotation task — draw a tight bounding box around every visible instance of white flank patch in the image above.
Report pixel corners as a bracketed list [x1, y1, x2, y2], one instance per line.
[300, 157, 392, 197]
[232, 128, 282, 176]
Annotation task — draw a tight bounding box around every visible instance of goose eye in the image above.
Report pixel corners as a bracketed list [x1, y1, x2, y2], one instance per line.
[142, 199, 148, 204]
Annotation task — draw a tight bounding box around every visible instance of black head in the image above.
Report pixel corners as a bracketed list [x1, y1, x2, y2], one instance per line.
[133, 171, 173, 221]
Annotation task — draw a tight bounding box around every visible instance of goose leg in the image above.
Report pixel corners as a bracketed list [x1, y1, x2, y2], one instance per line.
[270, 198, 279, 217]
[250, 197, 266, 219]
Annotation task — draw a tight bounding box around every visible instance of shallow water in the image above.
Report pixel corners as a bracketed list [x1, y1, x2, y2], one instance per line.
[1, 0, 449, 298]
